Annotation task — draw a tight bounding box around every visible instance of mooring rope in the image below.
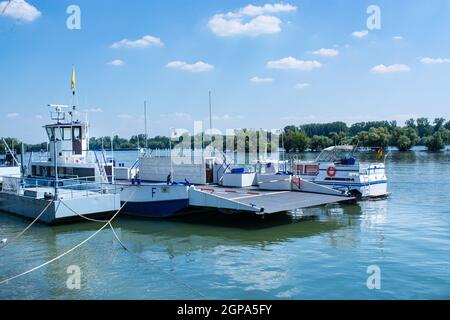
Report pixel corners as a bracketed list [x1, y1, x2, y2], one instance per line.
[0, 191, 135, 285]
[59, 198, 208, 299]
[0, 200, 54, 251]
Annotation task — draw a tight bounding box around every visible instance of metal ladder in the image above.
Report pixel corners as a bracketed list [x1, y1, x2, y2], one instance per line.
[93, 151, 109, 184]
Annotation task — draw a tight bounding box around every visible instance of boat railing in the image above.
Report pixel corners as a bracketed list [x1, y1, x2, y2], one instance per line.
[31, 151, 111, 166]
[0, 175, 118, 200]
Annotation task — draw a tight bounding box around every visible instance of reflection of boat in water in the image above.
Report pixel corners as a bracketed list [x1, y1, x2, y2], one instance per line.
[294, 145, 388, 199]
[24, 203, 361, 250]
[0, 202, 364, 299]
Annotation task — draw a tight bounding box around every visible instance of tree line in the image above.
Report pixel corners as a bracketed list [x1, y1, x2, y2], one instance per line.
[283, 118, 450, 152]
[1, 117, 449, 155]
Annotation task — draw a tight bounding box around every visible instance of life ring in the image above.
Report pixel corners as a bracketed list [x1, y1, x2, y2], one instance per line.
[326, 166, 337, 177]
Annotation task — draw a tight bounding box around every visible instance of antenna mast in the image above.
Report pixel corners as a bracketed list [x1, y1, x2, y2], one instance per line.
[144, 100, 148, 149]
[208, 91, 212, 130]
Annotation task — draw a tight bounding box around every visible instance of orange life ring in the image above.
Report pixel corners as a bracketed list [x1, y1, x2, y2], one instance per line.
[326, 166, 337, 177]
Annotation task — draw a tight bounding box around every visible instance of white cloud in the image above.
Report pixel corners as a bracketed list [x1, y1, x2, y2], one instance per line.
[250, 76, 273, 83]
[111, 35, 163, 49]
[267, 57, 322, 71]
[352, 30, 369, 38]
[294, 83, 310, 90]
[166, 61, 214, 73]
[239, 3, 297, 16]
[312, 48, 339, 57]
[371, 64, 411, 74]
[209, 14, 282, 37]
[419, 57, 450, 65]
[208, 3, 296, 37]
[6, 112, 19, 118]
[0, 0, 41, 22]
[392, 36, 403, 41]
[107, 59, 125, 67]
[35, 114, 43, 120]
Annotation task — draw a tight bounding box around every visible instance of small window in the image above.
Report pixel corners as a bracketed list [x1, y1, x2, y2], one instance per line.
[54, 127, 62, 141]
[305, 165, 319, 175]
[46, 128, 55, 141]
[73, 127, 81, 140]
[63, 128, 72, 140]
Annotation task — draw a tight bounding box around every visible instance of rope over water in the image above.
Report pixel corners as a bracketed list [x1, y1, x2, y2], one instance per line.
[59, 199, 208, 299]
[0, 191, 135, 285]
[0, 200, 53, 251]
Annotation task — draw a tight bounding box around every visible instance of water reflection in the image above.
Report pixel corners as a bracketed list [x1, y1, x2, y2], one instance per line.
[2, 149, 448, 299]
[0, 203, 364, 261]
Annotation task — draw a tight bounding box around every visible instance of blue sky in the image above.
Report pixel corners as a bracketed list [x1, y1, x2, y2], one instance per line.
[1, 0, 450, 143]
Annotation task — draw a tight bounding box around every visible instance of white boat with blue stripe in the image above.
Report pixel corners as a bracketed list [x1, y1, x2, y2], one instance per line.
[293, 145, 388, 199]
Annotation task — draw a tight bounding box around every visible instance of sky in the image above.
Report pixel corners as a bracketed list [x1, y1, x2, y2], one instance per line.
[0, 0, 450, 143]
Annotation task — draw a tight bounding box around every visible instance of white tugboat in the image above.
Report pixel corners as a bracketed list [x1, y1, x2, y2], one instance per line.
[0, 104, 121, 223]
[293, 145, 388, 199]
[0, 67, 121, 224]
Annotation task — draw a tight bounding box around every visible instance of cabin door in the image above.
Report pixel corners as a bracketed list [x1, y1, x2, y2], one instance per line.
[72, 126, 82, 155]
[205, 159, 214, 184]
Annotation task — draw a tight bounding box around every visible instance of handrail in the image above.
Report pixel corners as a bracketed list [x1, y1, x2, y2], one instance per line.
[1, 138, 20, 166]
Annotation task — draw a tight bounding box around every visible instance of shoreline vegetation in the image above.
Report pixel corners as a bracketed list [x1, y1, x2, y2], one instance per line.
[1, 117, 449, 154]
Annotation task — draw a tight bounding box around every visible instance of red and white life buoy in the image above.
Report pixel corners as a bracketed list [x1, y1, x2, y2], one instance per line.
[326, 166, 337, 177]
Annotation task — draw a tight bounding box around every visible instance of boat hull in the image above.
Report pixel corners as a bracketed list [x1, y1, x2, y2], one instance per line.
[117, 183, 190, 218]
[122, 199, 190, 218]
[313, 180, 388, 199]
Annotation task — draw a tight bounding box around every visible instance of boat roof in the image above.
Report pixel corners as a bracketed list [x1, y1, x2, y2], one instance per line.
[323, 145, 355, 152]
[44, 121, 84, 128]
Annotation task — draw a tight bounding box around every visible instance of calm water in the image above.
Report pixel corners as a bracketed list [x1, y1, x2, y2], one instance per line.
[0, 150, 449, 299]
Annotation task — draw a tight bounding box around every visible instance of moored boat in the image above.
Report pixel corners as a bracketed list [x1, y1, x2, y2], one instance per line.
[293, 145, 388, 199]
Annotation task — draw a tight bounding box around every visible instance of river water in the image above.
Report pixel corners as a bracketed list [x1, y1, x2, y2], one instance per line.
[0, 150, 449, 299]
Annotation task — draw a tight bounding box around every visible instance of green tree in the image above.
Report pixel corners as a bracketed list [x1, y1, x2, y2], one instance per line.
[444, 120, 450, 131]
[433, 118, 446, 133]
[391, 127, 419, 151]
[355, 127, 391, 148]
[416, 118, 432, 137]
[284, 131, 309, 152]
[309, 135, 333, 151]
[425, 131, 445, 152]
[405, 118, 416, 129]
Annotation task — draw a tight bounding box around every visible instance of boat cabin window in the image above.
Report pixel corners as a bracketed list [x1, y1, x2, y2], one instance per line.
[46, 127, 55, 141]
[54, 127, 62, 141]
[73, 127, 81, 140]
[63, 127, 72, 141]
[315, 147, 355, 164]
[304, 165, 319, 175]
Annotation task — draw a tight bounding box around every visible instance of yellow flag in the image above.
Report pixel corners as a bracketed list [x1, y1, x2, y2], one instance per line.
[71, 66, 76, 95]
[377, 147, 383, 160]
